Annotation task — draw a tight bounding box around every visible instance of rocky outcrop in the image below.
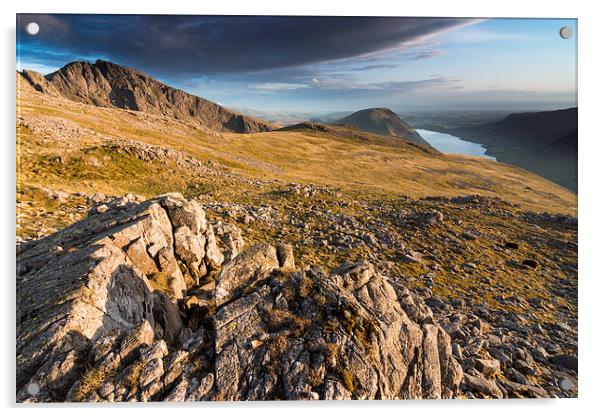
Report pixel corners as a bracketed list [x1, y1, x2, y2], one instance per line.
[18, 70, 60, 95]
[17, 194, 463, 402]
[16, 194, 220, 401]
[19, 60, 275, 134]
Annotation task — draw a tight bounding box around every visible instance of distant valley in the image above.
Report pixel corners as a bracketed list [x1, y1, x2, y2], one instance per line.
[407, 108, 578, 192]
[228, 105, 578, 194]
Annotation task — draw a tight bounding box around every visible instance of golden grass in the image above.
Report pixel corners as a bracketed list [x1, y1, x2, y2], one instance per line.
[71, 366, 115, 402]
[147, 271, 174, 295]
[264, 308, 310, 336]
[297, 275, 314, 298]
[340, 368, 355, 393]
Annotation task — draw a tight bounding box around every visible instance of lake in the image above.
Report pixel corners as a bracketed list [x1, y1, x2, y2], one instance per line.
[416, 129, 496, 160]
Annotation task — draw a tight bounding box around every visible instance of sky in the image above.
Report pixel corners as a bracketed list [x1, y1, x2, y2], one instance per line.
[16, 15, 577, 113]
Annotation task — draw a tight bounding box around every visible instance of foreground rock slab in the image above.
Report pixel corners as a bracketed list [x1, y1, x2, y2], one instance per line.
[17, 194, 463, 402]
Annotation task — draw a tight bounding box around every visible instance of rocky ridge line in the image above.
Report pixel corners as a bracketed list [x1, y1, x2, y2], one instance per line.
[19, 60, 275, 134]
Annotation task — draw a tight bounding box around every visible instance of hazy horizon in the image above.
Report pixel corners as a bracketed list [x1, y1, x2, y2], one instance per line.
[17, 15, 577, 112]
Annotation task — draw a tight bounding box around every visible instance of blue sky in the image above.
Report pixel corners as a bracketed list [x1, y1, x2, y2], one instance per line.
[17, 15, 577, 112]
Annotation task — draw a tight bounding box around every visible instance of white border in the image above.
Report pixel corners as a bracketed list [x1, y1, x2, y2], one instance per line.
[2, 1, 600, 415]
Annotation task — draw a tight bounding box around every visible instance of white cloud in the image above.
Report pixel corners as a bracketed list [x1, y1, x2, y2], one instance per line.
[252, 82, 310, 91]
[444, 28, 538, 43]
[16, 61, 59, 74]
[407, 49, 445, 60]
[306, 74, 461, 92]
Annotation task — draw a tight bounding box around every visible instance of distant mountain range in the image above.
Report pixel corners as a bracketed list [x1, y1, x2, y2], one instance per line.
[334, 108, 430, 147]
[229, 108, 348, 126]
[450, 108, 577, 192]
[19, 60, 274, 134]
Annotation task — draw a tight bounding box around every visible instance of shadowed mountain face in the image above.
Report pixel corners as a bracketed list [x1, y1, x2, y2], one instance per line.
[451, 108, 578, 192]
[19, 60, 275, 134]
[335, 108, 431, 147]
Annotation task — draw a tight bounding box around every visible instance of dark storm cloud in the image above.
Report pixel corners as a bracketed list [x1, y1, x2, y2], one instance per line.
[17, 14, 472, 77]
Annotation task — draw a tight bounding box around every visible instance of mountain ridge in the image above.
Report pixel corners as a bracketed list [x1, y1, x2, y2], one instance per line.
[19, 60, 275, 134]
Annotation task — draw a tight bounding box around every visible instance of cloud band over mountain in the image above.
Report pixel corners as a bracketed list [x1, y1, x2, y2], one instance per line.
[17, 15, 472, 77]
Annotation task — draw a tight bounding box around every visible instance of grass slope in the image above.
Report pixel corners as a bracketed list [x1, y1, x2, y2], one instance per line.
[17, 83, 575, 216]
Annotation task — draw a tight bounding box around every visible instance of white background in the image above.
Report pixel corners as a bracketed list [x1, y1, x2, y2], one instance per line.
[1, 0, 599, 414]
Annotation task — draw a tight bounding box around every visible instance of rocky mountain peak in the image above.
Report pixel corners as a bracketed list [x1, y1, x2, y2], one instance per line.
[19, 60, 275, 134]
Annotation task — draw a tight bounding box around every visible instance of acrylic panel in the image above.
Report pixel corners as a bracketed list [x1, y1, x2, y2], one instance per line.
[16, 14, 578, 402]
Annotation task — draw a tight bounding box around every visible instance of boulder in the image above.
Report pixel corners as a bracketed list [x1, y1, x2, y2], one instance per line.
[160, 193, 207, 235]
[474, 359, 501, 379]
[213, 223, 245, 262]
[173, 226, 206, 278]
[463, 373, 503, 399]
[549, 354, 578, 371]
[215, 243, 279, 306]
[276, 243, 295, 269]
[204, 225, 225, 269]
